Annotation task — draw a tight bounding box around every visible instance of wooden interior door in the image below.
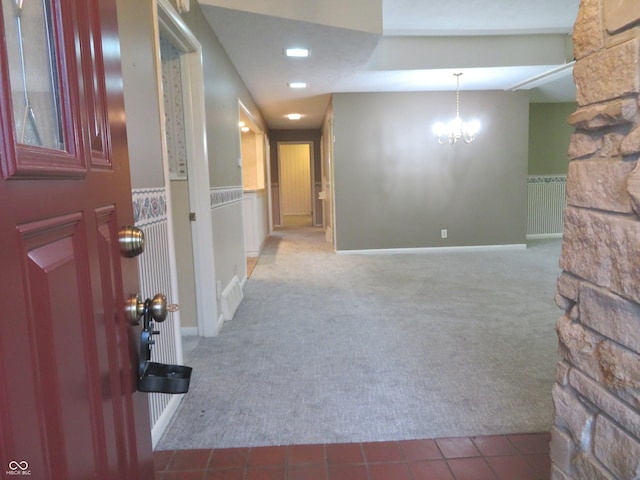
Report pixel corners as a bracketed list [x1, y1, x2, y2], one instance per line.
[279, 143, 312, 225]
[0, 1, 153, 479]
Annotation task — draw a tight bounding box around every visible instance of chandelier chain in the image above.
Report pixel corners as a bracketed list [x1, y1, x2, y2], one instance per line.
[455, 73, 461, 117]
[432, 72, 480, 145]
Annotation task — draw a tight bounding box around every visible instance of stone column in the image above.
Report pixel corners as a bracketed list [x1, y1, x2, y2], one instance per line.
[552, 1, 640, 479]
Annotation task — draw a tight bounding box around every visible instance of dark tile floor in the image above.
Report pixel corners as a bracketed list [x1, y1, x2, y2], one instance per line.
[154, 432, 551, 480]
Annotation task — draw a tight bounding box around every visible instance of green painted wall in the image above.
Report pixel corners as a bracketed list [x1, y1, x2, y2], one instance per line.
[528, 103, 576, 175]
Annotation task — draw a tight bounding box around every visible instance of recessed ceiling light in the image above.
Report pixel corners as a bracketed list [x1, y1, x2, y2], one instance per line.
[285, 48, 309, 58]
[241, 126, 250, 132]
[288, 82, 307, 89]
[238, 121, 245, 127]
[287, 113, 302, 120]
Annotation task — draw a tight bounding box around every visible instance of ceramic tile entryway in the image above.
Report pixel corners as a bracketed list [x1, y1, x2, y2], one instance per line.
[154, 432, 551, 480]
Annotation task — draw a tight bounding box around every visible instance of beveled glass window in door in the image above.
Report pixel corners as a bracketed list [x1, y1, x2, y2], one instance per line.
[3, 0, 65, 150]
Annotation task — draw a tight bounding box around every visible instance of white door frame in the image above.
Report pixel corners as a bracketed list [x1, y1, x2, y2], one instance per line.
[265, 134, 273, 233]
[153, 0, 219, 338]
[277, 141, 315, 226]
[327, 118, 337, 245]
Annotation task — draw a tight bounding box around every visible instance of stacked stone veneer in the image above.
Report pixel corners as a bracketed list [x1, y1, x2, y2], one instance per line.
[551, 1, 640, 479]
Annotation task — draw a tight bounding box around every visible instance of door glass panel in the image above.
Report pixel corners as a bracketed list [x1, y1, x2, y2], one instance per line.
[3, 0, 65, 150]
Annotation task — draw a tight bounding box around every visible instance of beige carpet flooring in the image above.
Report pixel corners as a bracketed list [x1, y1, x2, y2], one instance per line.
[159, 227, 562, 450]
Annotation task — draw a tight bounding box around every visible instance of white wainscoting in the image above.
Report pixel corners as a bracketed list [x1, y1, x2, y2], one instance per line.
[527, 175, 567, 239]
[132, 187, 183, 447]
[243, 189, 269, 256]
[211, 186, 246, 329]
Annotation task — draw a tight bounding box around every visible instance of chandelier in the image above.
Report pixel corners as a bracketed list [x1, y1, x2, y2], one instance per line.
[432, 73, 480, 145]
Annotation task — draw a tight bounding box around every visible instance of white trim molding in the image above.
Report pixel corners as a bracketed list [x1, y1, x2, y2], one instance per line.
[180, 327, 199, 336]
[527, 233, 563, 240]
[337, 244, 527, 255]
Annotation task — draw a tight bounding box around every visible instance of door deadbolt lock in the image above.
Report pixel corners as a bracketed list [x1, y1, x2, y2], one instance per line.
[118, 225, 145, 258]
[126, 294, 145, 325]
[134, 294, 190, 394]
[126, 293, 179, 325]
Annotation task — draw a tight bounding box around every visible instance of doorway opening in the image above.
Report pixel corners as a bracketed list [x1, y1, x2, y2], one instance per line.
[239, 103, 270, 275]
[148, 0, 218, 446]
[277, 142, 315, 228]
[159, 33, 197, 336]
[154, 0, 217, 338]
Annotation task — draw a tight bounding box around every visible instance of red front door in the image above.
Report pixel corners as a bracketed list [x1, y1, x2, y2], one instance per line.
[0, 1, 154, 479]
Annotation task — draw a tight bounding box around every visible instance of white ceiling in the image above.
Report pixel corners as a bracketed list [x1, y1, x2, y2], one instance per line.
[199, 0, 580, 129]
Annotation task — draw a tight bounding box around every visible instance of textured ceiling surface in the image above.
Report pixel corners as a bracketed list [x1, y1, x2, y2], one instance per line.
[382, 0, 580, 35]
[200, 0, 580, 129]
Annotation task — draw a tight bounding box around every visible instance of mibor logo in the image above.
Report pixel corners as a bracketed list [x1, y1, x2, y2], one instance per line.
[6, 461, 31, 476]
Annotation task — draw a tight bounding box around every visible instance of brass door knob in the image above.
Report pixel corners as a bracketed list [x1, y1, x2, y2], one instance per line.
[126, 294, 145, 325]
[126, 293, 179, 325]
[118, 226, 145, 258]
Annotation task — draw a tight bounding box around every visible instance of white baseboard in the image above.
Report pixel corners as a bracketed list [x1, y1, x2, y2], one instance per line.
[246, 238, 266, 257]
[526, 233, 563, 240]
[151, 394, 184, 449]
[221, 275, 244, 321]
[181, 327, 198, 337]
[337, 243, 527, 255]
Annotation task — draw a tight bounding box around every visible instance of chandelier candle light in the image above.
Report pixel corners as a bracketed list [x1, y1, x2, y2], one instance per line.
[433, 73, 480, 144]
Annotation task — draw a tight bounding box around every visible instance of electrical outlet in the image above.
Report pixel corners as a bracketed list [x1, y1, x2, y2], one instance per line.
[441, 229, 448, 239]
